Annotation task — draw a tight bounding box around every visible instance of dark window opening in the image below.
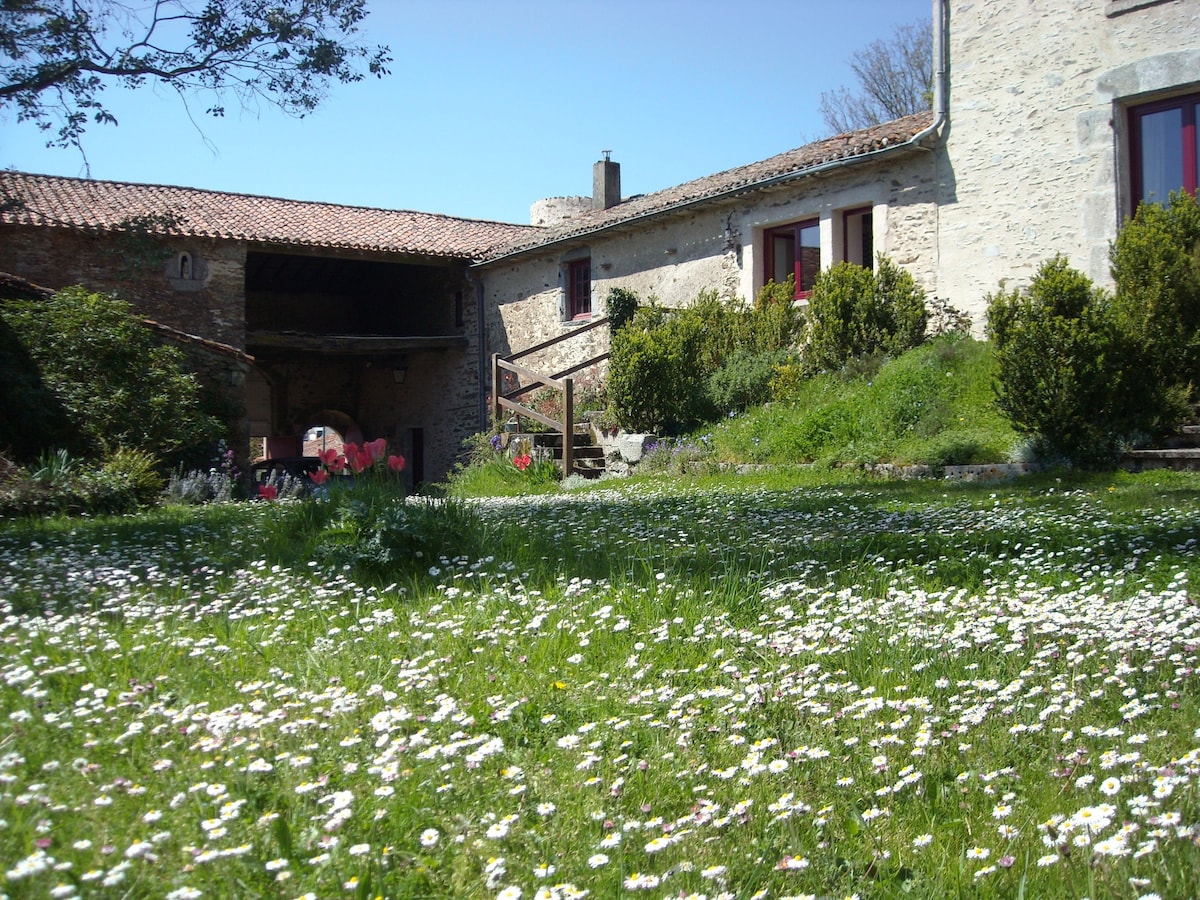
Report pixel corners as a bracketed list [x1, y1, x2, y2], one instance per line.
[843, 208, 874, 268]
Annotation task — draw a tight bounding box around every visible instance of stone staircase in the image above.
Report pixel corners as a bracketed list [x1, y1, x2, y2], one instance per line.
[532, 426, 607, 479]
[1122, 425, 1200, 472]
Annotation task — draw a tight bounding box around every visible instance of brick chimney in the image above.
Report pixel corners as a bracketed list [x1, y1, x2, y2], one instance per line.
[593, 152, 621, 210]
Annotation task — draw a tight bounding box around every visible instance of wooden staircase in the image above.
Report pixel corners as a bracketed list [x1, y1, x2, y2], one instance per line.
[1123, 425, 1200, 471]
[532, 427, 607, 479]
[492, 317, 611, 478]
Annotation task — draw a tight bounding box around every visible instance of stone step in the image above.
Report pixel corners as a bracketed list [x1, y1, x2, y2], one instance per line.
[1164, 425, 1200, 449]
[1121, 448, 1200, 472]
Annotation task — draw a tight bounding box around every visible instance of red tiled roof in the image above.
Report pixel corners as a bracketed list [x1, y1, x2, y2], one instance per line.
[0, 171, 539, 260]
[483, 111, 936, 260]
[1, 113, 933, 263]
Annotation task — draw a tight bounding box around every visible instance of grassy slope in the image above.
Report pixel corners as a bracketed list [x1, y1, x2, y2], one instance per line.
[711, 334, 1018, 467]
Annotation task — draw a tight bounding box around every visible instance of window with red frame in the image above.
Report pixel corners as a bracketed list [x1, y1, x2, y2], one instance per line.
[1130, 92, 1199, 211]
[567, 258, 592, 319]
[764, 219, 820, 299]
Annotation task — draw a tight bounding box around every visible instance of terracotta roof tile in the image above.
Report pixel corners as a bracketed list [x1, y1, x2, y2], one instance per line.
[1, 113, 933, 263]
[484, 111, 935, 260]
[0, 171, 539, 260]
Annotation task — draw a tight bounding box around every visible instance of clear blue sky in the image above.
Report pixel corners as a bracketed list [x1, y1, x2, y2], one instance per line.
[1, 0, 930, 225]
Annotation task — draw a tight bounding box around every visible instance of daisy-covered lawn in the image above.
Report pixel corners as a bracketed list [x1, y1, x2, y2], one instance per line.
[1, 470, 1198, 899]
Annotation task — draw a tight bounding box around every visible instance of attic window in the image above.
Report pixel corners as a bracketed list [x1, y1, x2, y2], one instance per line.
[178, 252, 193, 280]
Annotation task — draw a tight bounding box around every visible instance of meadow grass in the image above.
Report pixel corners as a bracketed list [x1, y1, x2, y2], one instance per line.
[1, 469, 1199, 899]
[711, 335, 1018, 467]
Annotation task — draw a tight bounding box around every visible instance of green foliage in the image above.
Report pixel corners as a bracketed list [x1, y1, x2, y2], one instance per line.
[0, 447, 165, 517]
[2, 0, 391, 150]
[715, 334, 1015, 467]
[1110, 191, 1200, 405]
[608, 288, 804, 433]
[804, 255, 929, 373]
[312, 496, 489, 581]
[608, 302, 716, 433]
[986, 257, 1158, 468]
[606, 286, 640, 333]
[0, 286, 223, 466]
[706, 348, 793, 414]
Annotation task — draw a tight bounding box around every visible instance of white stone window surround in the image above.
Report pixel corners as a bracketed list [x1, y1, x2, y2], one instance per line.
[166, 248, 207, 291]
[1097, 48, 1200, 220]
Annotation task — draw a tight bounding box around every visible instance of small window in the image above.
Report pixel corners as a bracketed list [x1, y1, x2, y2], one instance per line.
[178, 252, 192, 280]
[764, 219, 820, 299]
[1129, 92, 1199, 211]
[567, 258, 592, 320]
[842, 207, 874, 268]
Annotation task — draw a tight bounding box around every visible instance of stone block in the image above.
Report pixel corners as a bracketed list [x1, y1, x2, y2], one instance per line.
[618, 433, 657, 464]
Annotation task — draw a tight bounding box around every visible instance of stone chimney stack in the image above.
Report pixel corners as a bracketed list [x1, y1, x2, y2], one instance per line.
[593, 152, 621, 211]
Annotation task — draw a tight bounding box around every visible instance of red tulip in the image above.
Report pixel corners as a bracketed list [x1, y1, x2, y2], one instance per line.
[343, 443, 368, 474]
[514, 453, 532, 472]
[258, 484, 278, 500]
[317, 448, 339, 467]
[309, 469, 329, 485]
[367, 437, 388, 464]
[388, 454, 406, 473]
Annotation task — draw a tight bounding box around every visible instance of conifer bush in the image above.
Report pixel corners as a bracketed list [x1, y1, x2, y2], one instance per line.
[986, 257, 1148, 468]
[803, 255, 928, 374]
[1110, 191, 1200, 409]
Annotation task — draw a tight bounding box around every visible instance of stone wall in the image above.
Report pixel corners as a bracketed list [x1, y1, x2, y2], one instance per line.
[480, 150, 939, 380]
[935, 0, 1200, 321]
[0, 225, 247, 348]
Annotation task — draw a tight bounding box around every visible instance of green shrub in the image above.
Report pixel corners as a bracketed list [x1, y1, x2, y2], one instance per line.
[0, 447, 165, 517]
[608, 303, 716, 433]
[804, 255, 928, 373]
[606, 286, 640, 333]
[0, 286, 223, 466]
[706, 348, 792, 415]
[986, 257, 1153, 468]
[1110, 191, 1200, 407]
[609, 287, 803, 433]
[82, 448, 165, 514]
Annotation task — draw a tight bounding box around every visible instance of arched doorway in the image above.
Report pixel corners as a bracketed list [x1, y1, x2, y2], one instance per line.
[298, 409, 362, 457]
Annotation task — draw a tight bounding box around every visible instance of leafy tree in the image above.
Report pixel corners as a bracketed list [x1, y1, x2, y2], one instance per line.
[819, 19, 932, 134]
[0, 0, 391, 149]
[1, 286, 223, 464]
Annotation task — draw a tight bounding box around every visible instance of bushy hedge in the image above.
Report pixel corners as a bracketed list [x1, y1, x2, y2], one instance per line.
[987, 195, 1200, 469]
[1110, 192, 1200, 406]
[804, 256, 928, 374]
[986, 257, 1175, 468]
[607, 286, 803, 433]
[0, 286, 223, 467]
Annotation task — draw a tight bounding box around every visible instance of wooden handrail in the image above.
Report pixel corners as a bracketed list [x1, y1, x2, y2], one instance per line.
[492, 317, 611, 476]
[505, 316, 610, 363]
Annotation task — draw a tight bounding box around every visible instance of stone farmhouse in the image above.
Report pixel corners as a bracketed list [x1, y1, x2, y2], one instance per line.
[1, 0, 1197, 483]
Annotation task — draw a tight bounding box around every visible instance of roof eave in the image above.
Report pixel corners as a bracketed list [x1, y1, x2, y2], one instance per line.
[474, 137, 932, 268]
